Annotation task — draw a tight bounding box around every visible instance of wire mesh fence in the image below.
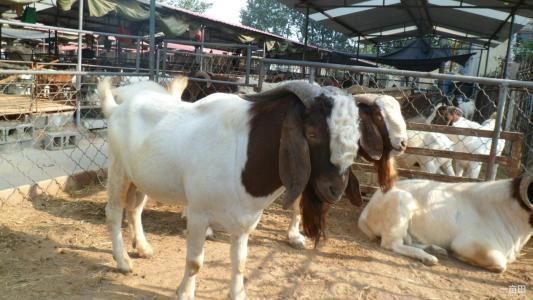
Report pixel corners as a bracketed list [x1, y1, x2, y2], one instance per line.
[0, 57, 531, 205]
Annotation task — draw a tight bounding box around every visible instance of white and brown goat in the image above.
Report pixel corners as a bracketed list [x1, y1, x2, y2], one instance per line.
[100, 79, 364, 299]
[285, 93, 408, 248]
[359, 176, 532, 272]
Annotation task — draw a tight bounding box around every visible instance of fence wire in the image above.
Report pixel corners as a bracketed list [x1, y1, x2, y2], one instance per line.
[0, 57, 531, 205]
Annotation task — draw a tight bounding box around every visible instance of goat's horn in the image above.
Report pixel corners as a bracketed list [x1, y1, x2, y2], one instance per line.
[194, 71, 212, 88]
[519, 175, 533, 211]
[242, 80, 320, 108]
[354, 93, 381, 105]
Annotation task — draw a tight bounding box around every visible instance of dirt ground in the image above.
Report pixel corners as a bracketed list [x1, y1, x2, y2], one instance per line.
[0, 186, 531, 300]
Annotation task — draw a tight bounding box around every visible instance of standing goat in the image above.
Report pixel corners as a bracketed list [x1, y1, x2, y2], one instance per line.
[432, 106, 505, 178]
[285, 93, 408, 248]
[100, 79, 362, 299]
[358, 176, 532, 272]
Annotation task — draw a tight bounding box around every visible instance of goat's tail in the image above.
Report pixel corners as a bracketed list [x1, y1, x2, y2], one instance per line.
[98, 77, 118, 118]
[167, 76, 189, 100]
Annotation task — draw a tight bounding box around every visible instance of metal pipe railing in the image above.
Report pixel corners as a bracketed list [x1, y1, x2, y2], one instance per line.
[261, 58, 533, 88]
[485, 85, 508, 180]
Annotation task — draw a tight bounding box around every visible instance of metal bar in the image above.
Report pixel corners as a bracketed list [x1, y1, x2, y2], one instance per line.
[484, 41, 491, 76]
[245, 44, 251, 85]
[258, 62, 266, 92]
[162, 41, 167, 78]
[76, 0, 84, 128]
[0, 19, 141, 39]
[293, 3, 533, 9]
[476, 49, 483, 77]
[485, 0, 524, 47]
[149, 0, 156, 80]
[260, 58, 533, 88]
[356, 35, 360, 62]
[164, 39, 257, 49]
[309, 67, 316, 83]
[0, 70, 150, 76]
[155, 48, 160, 82]
[486, 84, 508, 180]
[303, 6, 309, 62]
[136, 37, 141, 72]
[502, 13, 515, 79]
[199, 26, 205, 72]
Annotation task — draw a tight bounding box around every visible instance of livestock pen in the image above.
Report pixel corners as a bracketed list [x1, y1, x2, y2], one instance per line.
[1, 51, 532, 298]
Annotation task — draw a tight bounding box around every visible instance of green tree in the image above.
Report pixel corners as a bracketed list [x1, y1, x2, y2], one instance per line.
[158, 0, 213, 13]
[240, 0, 294, 38]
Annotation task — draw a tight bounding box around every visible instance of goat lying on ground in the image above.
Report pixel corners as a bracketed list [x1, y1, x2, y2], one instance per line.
[99, 79, 363, 299]
[432, 106, 505, 178]
[284, 93, 408, 248]
[358, 176, 532, 272]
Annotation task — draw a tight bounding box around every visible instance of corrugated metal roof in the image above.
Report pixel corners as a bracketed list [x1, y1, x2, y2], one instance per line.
[279, 0, 533, 47]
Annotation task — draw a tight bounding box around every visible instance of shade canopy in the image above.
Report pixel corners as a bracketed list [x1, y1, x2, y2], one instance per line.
[279, 0, 533, 47]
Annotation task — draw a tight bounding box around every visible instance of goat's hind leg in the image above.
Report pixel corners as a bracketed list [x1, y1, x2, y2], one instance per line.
[177, 212, 209, 300]
[106, 165, 133, 272]
[126, 187, 153, 258]
[450, 234, 507, 272]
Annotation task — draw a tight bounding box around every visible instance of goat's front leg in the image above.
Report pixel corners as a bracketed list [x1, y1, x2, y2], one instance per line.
[230, 233, 250, 300]
[177, 215, 208, 300]
[287, 196, 306, 249]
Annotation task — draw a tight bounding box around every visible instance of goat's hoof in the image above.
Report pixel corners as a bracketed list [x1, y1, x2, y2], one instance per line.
[206, 227, 215, 240]
[230, 291, 247, 300]
[117, 257, 133, 273]
[288, 238, 306, 250]
[176, 291, 194, 300]
[428, 245, 448, 257]
[421, 256, 438, 266]
[137, 244, 154, 258]
[288, 233, 306, 249]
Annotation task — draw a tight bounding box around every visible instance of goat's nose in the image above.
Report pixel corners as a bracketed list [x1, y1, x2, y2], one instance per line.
[329, 186, 342, 199]
[400, 140, 407, 150]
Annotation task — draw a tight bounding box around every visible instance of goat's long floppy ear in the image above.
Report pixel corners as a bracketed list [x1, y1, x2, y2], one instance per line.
[279, 103, 311, 210]
[358, 106, 383, 160]
[345, 170, 363, 206]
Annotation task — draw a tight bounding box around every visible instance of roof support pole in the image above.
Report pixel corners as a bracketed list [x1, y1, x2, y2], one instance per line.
[476, 49, 483, 77]
[502, 13, 515, 79]
[356, 35, 360, 63]
[484, 40, 491, 76]
[303, 6, 309, 76]
[149, 0, 156, 80]
[76, 0, 84, 128]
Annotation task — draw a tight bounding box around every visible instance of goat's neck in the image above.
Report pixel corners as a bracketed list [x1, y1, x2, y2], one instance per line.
[241, 96, 300, 198]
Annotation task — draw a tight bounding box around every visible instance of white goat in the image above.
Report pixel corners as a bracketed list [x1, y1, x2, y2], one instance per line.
[358, 176, 532, 272]
[100, 79, 363, 299]
[433, 106, 505, 178]
[396, 130, 455, 176]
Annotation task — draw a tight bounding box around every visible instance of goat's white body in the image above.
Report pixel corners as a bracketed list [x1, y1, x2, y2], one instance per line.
[358, 179, 531, 271]
[450, 117, 504, 178]
[397, 131, 455, 176]
[107, 92, 284, 229]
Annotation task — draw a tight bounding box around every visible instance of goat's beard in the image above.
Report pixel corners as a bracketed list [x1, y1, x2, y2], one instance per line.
[377, 153, 397, 192]
[300, 184, 330, 248]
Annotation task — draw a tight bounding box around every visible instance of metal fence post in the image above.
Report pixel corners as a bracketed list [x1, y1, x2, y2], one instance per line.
[75, 0, 84, 128]
[162, 41, 167, 78]
[245, 44, 252, 85]
[258, 61, 266, 92]
[136, 37, 141, 72]
[309, 67, 315, 83]
[155, 48, 160, 83]
[486, 84, 508, 180]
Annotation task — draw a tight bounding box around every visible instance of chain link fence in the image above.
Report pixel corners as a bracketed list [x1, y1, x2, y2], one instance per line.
[0, 55, 532, 204]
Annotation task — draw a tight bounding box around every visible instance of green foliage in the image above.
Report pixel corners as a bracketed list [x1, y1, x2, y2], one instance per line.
[513, 35, 533, 62]
[240, 0, 358, 53]
[158, 0, 213, 13]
